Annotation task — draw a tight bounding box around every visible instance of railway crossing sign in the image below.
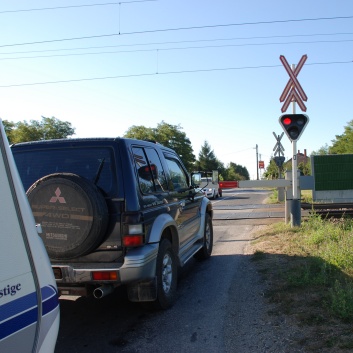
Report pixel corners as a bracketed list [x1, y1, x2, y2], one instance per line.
[273, 132, 285, 174]
[272, 132, 284, 156]
[274, 156, 285, 168]
[279, 55, 307, 113]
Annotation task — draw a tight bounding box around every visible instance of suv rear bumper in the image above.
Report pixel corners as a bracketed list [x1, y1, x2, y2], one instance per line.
[54, 243, 159, 290]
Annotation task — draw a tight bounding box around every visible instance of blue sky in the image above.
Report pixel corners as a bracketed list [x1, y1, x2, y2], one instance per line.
[1, 1, 352, 179]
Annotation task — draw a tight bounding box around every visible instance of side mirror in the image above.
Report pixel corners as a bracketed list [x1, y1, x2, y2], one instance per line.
[191, 172, 201, 188]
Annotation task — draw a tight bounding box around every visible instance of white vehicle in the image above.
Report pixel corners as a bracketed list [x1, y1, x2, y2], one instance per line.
[0, 120, 60, 353]
[198, 171, 222, 199]
[199, 177, 219, 199]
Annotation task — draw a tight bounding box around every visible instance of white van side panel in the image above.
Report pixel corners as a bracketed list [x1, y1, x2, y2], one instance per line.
[0, 120, 59, 353]
[0, 284, 59, 353]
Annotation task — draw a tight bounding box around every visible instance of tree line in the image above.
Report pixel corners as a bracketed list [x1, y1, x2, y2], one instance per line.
[5, 116, 353, 180]
[119, 121, 250, 180]
[3, 117, 75, 144]
[2, 117, 249, 181]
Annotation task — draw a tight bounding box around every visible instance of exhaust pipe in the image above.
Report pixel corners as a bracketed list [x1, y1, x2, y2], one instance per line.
[93, 285, 114, 299]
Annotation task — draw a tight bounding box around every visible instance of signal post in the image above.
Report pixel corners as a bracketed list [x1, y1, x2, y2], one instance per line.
[279, 55, 309, 227]
[240, 55, 310, 228]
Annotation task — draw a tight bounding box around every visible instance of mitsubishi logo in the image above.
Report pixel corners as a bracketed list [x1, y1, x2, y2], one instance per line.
[49, 187, 66, 204]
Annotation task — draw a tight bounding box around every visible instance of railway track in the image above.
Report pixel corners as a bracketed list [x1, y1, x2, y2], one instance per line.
[301, 202, 353, 218]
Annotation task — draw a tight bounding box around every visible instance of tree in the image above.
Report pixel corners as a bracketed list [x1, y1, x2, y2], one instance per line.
[2, 120, 15, 143]
[312, 143, 330, 155]
[282, 158, 311, 176]
[123, 125, 154, 141]
[124, 121, 196, 170]
[298, 160, 311, 176]
[223, 162, 250, 180]
[4, 116, 75, 144]
[231, 162, 250, 180]
[216, 159, 226, 180]
[330, 120, 353, 154]
[154, 122, 195, 170]
[263, 159, 280, 179]
[195, 141, 219, 172]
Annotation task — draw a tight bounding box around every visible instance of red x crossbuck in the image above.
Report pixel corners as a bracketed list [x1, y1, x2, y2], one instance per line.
[279, 55, 307, 113]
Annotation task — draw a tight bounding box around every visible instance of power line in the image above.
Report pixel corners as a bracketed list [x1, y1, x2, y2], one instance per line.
[0, 60, 351, 88]
[1, 38, 352, 61]
[0, 1, 157, 14]
[1, 15, 352, 48]
[1, 32, 352, 56]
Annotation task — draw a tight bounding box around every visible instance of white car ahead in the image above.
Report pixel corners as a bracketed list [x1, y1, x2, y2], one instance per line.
[198, 177, 221, 199]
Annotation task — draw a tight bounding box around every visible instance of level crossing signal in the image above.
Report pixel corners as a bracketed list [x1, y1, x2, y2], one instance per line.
[279, 114, 309, 142]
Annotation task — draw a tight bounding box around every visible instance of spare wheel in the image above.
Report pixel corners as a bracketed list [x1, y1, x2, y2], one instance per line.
[27, 173, 109, 260]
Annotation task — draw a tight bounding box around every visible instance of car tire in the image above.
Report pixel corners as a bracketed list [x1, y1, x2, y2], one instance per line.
[154, 239, 177, 309]
[27, 173, 109, 260]
[194, 213, 213, 260]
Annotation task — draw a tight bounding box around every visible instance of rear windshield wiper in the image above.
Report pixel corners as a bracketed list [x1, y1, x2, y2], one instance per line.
[93, 158, 105, 185]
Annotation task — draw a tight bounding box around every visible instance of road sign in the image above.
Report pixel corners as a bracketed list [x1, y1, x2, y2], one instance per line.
[259, 161, 265, 169]
[279, 55, 307, 113]
[274, 145, 284, 156]
[272, 132, 285, 156]
[274, 156, 285, 167]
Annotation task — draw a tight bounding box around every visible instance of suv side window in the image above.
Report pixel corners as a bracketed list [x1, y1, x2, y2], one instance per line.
[144, 147, 168, 191]
[164, 155, 188, 191]
[133, 146, 168, 194]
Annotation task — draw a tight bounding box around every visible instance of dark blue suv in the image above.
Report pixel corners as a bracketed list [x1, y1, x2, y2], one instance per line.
[11, 137, 213, 309]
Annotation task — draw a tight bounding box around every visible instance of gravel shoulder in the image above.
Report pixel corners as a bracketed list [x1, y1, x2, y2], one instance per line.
[223, 224, 306, 353]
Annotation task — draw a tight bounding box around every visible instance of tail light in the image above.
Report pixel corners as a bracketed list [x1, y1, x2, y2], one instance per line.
[122, 212, 145, 247]
[92, 271, 118, 281]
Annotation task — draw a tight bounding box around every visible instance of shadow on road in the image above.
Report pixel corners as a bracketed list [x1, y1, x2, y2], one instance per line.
[55, 257, 201, 353]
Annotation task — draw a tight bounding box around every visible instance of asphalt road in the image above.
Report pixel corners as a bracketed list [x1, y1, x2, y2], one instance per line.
[55, 189, 285, 353]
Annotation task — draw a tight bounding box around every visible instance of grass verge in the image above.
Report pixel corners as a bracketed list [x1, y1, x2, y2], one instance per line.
[267, 189, 313, 204]
[250, 214, 353, 352]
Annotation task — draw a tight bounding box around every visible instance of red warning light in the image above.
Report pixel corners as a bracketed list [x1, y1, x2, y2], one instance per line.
[283, 117, 292, 125]
[279, 114, 309, 142]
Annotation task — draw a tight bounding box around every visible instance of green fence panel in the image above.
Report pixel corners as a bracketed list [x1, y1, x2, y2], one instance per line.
[313, 155, 353, 191]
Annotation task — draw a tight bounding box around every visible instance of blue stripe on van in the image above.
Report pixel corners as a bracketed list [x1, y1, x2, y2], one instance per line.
[42, 285, 59, 316]
[0, 306, 38, 340]
[0, 291, 37, 322]
[0, 286, 59, 341]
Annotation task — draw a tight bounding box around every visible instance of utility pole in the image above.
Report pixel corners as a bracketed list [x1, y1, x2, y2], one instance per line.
[255, 144, 259, 180]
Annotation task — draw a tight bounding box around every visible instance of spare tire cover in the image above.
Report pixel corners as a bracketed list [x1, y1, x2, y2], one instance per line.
[27, 173, 109, 260]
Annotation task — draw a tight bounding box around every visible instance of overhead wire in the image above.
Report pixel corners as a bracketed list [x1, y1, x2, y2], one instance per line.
[0, 1, 158, 14]
[0, 15, 352, 48]
[0, 38, 352, 61]
[0, 11, 351, 88]
[0, 60, 351, 88]
[0, 32, 352, 56]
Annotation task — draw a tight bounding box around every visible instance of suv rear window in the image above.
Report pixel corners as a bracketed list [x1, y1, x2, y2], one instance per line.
[13, 146, 115, 195]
